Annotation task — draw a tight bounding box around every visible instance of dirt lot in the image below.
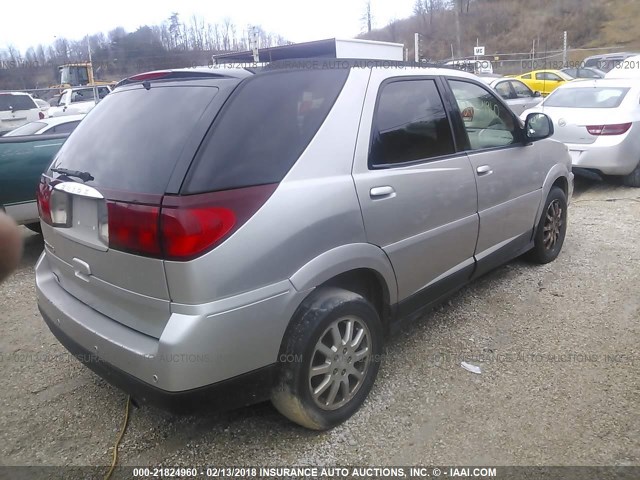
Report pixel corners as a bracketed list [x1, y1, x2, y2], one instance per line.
[0, 177, 638, 472]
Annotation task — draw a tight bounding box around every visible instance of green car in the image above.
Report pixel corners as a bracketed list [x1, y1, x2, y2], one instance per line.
[0, 134, 67, 230]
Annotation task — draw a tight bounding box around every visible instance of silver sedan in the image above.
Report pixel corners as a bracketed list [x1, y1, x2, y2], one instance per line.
[521, 78, 640, 187]
[481, 77, 544, 115]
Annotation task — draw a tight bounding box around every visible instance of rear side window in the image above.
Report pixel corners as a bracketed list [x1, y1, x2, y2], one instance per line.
[369, 79, 455, 167]
[545, 87, 630, 108]
[50, 121, 81, 134]
[0, 94, 37, 111]
[183, 69, 348, 193]
[50, 85, 220, 194]
[512, 81, 533, 98]
[494, 82, 513, 99]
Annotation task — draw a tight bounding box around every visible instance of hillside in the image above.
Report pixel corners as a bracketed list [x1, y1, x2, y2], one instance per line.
[359, 0, 640, 72]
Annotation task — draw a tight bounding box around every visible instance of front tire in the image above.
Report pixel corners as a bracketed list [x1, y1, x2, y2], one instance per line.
[271, 287, 383, 430]
[527, 186, 568, 264]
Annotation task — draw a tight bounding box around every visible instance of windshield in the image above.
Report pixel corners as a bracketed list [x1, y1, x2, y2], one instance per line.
[544, 87, 630, 108]
[50, 84, 221, 194]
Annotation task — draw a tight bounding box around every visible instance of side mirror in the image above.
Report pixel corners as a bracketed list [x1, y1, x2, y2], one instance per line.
[524, 112, 553, 142]
[533, 91, 541, 97]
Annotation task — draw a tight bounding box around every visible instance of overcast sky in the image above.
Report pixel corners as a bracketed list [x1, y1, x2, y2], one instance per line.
[1, 0, 416, 53]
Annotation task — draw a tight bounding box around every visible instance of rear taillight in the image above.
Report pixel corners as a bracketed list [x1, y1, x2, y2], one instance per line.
[106, 201, 161, 256]
[104, 184, 277, 260]
[586, 123, 632, 136]
[161, 206, 235, 260]
[39, 111, 45, 120]
[36, 180, 53, 224]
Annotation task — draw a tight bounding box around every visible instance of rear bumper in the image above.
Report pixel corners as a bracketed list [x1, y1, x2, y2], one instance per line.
[40, 304, 276, 413]
[36, 251, 305, 402]
[568, 137, 640, 176]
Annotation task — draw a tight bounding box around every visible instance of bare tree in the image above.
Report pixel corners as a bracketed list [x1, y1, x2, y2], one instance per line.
[361, 1, 373, 33]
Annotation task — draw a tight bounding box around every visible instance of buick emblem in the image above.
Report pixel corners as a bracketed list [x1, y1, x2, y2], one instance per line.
[558, 118, 567, 127]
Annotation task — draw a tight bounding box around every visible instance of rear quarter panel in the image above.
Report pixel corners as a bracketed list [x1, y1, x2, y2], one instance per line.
[163, 68, 377, 305]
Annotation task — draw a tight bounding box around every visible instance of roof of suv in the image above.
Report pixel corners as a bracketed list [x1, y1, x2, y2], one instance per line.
[117, 59, 480, 89]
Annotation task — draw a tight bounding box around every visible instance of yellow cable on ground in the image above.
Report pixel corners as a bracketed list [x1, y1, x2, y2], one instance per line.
[104, 395, 131, 480]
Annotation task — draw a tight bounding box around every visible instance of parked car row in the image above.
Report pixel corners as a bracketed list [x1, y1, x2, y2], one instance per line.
[0, 86, 111, 136]
[1, 54, 635, 431]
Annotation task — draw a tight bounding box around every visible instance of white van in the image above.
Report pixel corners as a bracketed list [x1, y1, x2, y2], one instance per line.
[0, 92, 42, 135]
[605, 55, 640, 78]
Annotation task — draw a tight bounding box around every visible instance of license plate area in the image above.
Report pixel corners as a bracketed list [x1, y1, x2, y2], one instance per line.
[52, 183, 108, 251]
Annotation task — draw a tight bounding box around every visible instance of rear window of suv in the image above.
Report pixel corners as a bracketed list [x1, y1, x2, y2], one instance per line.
[545, 87, 630, 108]
[182, 68, 349, 193]
[49, 84, 221, 194]
[0, 94, 37, 111]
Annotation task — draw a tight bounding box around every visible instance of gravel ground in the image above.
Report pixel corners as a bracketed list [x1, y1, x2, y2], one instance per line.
[0, 177, 638, 473]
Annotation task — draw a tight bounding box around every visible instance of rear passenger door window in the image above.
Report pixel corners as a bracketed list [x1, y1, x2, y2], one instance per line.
[369, 79, 455, 167]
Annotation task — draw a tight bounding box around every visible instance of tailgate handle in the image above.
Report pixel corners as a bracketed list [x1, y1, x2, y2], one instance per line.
[72, 258, 91, 282]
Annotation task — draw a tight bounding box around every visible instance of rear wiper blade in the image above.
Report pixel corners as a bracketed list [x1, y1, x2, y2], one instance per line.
[51, 168, 94, 182]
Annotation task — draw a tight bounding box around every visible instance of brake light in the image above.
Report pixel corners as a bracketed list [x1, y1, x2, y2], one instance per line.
[161, 206, 235, 260]
[104, 184, 277, 260]
[586, 123, 632, 136]
[106, 202, 161, 256]
[36, 180, 53, 224]
[128, 71, 170, 82]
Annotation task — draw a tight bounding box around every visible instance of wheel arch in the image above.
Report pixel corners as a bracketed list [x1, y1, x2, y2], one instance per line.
[532, 165, 571, 234]
[289, 243, 397, 330]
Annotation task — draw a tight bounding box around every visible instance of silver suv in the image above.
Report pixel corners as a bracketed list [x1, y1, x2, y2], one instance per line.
[35, 62, 573, 430]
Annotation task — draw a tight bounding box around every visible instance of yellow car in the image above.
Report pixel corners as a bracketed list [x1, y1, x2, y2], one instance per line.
[511, 70, 573, 96]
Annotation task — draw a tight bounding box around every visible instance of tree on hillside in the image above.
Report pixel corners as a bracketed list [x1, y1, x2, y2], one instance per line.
[362, 1, 374, 33]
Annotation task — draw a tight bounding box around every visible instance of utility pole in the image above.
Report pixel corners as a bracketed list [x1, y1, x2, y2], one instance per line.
[454, 8, 461, 61]
[248, 25, 259, 62]
[562, 31, 568, 67]
[532, 38, 535, 66]
[414, 33, 420, 63]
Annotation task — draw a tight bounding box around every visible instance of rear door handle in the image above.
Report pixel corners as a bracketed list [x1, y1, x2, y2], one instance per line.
[370, 186, 396, 199]
[476, 165, 493, 176]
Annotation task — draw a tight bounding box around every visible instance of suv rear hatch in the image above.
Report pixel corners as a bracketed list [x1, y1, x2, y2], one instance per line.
[38, 74, 243, 338]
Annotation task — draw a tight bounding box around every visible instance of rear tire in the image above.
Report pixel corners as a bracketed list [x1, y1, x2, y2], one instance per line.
[622, 161, 640, 187]
[271, 287, 383, 430]
[527, 186, 568, 264]
[25, 222, 42, 234]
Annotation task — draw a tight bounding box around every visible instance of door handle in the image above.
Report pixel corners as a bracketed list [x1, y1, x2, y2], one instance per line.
[370, 186, 396, 199]
[476, 165, 493, 176]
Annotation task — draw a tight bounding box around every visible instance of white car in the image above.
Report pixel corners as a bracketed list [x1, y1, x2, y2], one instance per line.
[48, 85, 111, 117]
[522, 78, 640, 186]
[0, 92, 43, 135]
[482, 77, 544, 115]
[3, 114, 85, 136]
